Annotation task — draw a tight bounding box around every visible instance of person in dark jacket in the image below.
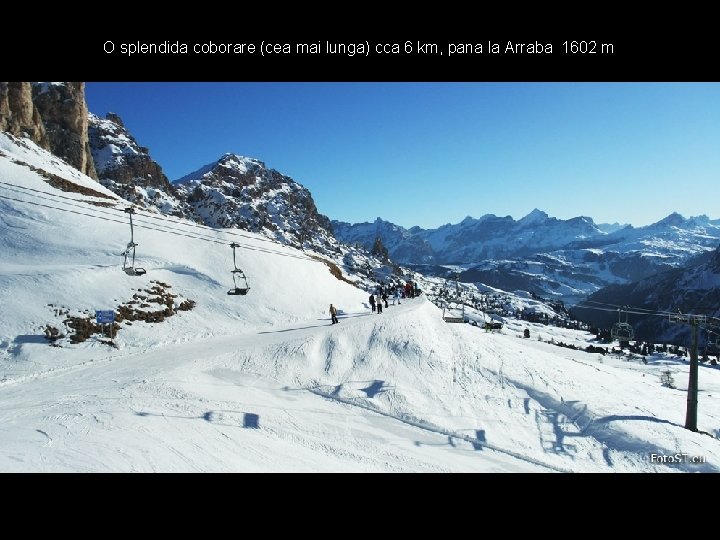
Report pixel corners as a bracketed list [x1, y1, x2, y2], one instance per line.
[369, 294, 376, 312]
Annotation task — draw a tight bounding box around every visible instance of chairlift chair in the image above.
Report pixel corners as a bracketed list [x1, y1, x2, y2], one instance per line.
[443, 300, 465, 323]
[227, 242, 250, 296]
[705, 330, 719, 356]
[611, 308, 634, 342]
[121, 207, 146, 276]
[122, 243, 147, 276]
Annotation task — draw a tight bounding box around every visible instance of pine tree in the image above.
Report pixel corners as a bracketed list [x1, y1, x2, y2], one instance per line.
[371, 236, 389, 262]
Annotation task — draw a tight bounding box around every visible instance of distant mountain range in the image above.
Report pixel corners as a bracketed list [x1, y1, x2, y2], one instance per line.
[332, 211, 720, 305]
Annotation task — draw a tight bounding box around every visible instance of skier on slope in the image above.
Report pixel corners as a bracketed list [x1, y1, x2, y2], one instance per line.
[329, 304, 339, 325]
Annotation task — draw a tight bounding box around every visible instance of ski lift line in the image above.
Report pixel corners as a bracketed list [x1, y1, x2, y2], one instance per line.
[0, 180, 118, 205]
[124, 216, 317, 262]
[0, 185, 230, 247]
[0, 180, 291, 248]
[0, 193, 226, 248]
[581, 299, 660, 315]
[448, 288, 718, 327]
[0, 180, 115, 201]
[0, 193, 130, 227]
[0, 194, 324, 264]
[0, 186, 134, 223]
[0, 184, 135, 223]
[582, 299, 627, 308]
[677, 306, 720, 317]
[0, 182, 389, 272]
[582, 299, 673, 316]
[1, 185, 278, 253]
[109, 202, 285, 248]
[0, 183, 320, 263]
[576, 303, 698, 319]
[128, 205, 289, 247]
[590, 302, 712, 320]
[0, 181, 306, 261]
[124, 212, 317, 261]
[0, 186, 219, 248]
[110, 211, 293, 256]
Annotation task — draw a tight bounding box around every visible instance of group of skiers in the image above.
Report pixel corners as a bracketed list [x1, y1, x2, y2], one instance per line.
[368, 280, 419, 314]
[329, 280, 421, 324]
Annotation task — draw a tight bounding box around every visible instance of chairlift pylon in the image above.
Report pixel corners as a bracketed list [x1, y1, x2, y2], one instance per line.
[611, 307, 634, 342]
[121, 207, 146, 276]
[227, 242, 250, 296]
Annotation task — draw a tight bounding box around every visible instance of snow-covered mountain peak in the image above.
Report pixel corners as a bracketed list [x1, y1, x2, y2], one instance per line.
[216, 152, 265, 173]
[171, 152, 338, 252]
[175, 153, 265, 185]
[518, 208, 549, 225]
[687, 214, 711, 228]
[576, 216, 595, 226]
[653, 212, 685, 228]
[88, 112, 143, 171]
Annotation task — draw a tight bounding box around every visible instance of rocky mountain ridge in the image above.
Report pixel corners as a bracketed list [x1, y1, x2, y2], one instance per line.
[1, 82, 96, 178]
[333, 211, 720, 305]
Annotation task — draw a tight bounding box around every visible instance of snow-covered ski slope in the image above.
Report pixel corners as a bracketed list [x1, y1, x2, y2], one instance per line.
[2, 133, 720, 472]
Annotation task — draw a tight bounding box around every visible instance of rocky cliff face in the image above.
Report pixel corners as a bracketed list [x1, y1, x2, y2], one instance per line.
[175, 154, 335, 251]
[0, 82, 97, 179]
[88, 112, 178, 212]
[0, 82, 48, 147]
[31, 82, 96, 179]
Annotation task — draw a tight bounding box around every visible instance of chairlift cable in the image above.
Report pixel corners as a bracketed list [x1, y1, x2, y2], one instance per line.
[0, 180, 299, 248]
[0, 189, 322, 263]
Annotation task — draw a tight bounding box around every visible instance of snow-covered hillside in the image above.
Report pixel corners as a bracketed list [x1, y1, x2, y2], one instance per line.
[2, 132, 720, 472]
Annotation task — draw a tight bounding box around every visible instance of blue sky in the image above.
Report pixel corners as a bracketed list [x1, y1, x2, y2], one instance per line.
[86, 83, 720, 229]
